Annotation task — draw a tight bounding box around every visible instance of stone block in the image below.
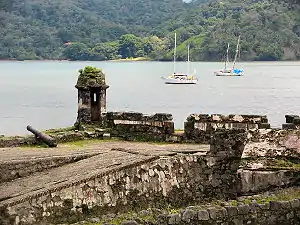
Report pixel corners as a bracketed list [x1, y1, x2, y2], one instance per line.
[232, 218, 243, 225]
[120, 220, 138, 225]
[258, 123, 271, 129]
[207, 207, 217, 219]
[149, 113, 173, 121]
[293, 117, 300, 125]
[215, 207, 227, 219]
[269, 201, 291, 211]
[103, 133, 111, 139]
[197, 210, 209, 221]
[247, 124, 259, 130]
[285, 115, 299, 123]
[282, 123, 296, 130]
[225, 206, 238, 216]
[249, 202, 260, 213]
[182, 209, 197, 222]
[290, 199, 300, 209]
[258, 203, 269, 210]
[232, 123, 247, 129]
[168, 214, 181, 225]
[237, 204, 250, 215]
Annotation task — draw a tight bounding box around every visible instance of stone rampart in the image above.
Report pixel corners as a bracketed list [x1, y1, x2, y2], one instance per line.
[0, 129, 247, 224]
[0, 153, 98, 183]
[184, 114, 270, 143]
[103, 112, 174, 141]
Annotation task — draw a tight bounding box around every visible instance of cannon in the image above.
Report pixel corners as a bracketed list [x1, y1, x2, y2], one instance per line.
[27, 125, 57, 147]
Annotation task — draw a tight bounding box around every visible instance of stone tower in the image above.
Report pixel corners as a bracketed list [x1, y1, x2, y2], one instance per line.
[75, 66, 109, 125]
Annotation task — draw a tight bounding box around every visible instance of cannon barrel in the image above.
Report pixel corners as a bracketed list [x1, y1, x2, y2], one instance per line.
[26, 125, 57, 147]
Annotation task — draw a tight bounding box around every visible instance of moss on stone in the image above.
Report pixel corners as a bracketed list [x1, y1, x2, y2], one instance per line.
[76, 66, 106, 89]
[44, 126, 76, 135]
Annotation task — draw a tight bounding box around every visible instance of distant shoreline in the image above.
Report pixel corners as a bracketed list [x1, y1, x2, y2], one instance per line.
[0, 58, 299, 62]
[108, 57, 151, 62]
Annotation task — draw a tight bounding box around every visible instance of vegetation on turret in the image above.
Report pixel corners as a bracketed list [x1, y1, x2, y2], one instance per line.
[75, 66, 106, 89]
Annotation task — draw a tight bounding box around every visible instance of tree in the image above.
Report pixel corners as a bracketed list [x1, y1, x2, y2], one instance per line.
[63, 42, 91, 60]
[91, 41, 120, 60]
[119, 34, 143, 58]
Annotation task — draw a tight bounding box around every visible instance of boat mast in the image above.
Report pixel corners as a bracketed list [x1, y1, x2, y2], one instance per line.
[173, 33, 177, 74]
[224, 43, 230, 70]
[187, 44, 190, 75]
[232, 35, 240, 70]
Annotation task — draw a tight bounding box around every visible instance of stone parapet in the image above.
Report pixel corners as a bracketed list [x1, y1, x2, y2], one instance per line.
[283, 115, 300, 130]
[184, 114, 270, 143]
[103, 112, 174, 141]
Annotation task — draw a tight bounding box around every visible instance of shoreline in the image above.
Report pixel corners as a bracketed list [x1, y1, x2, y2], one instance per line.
[0, 58, 299, 63]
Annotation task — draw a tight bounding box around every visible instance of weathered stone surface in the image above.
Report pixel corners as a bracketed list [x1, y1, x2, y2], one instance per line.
[0, 130, 248, 225]
[104, 112, 175, 141]
[168, 214, 181, 224]
[207, 207, 218, 219]
[237, 170, 297, 194]
[285, 115, 299, 124]
[120, 220, 138, 225]
[269, 201, 291, 211]
[197, 210, 209, 221]
[282, 123, 297, 130]
[225, 206, 238, 216]
[237, 204, 250, 215]
[182, 209, 197, 222]
[290, 199, 300, 209]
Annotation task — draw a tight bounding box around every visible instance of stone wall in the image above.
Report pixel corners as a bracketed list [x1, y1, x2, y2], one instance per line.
[0, 130, 247, 224]
[103, 112, 175, 141]
[166, 199, 300, 225]
[184, 114, 270, 143]
[283, 115, 300, 130]
[238, 169, 300, 195]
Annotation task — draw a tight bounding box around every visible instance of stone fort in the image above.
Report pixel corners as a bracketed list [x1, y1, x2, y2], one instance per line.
[0, 66, 299, 225]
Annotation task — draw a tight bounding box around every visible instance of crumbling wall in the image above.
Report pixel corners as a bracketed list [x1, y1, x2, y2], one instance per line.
[103, 112, 175, 141]
[0, 130, 246, 225]
[283, 115, 300, 130]
[184, 114, 270, 143]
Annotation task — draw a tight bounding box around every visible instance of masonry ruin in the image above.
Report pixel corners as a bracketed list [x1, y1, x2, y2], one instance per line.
[0, 66, 299, 225]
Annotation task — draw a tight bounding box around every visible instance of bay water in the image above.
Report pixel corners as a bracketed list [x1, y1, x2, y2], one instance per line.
[0, 60, 300, 135]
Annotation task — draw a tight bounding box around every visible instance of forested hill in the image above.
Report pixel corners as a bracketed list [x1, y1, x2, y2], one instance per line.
[0, 0, 299, 61]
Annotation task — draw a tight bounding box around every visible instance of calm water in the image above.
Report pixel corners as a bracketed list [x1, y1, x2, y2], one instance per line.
[0, 60, 300, 135]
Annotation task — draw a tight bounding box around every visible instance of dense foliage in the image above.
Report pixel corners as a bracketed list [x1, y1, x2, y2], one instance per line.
[0, 0, 299, 61]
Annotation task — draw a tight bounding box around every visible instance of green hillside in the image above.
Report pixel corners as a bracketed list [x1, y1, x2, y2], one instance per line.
[0, 0, 299, 61]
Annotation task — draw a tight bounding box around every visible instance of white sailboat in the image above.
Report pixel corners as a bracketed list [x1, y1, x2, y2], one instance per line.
[161, 33, 198, 84]
[214, 35, 244, 76]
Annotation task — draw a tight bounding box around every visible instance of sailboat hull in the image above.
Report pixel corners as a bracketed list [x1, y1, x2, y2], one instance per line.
[214, 71, 243, 76]
[161, 76, 198, 84]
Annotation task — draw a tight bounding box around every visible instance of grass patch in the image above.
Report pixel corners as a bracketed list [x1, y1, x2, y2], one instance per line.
[61, 138, 121, 147]
[240, 188, 300, 205]
[20, 142, 50, 148]
[44, 126, 75, 134]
